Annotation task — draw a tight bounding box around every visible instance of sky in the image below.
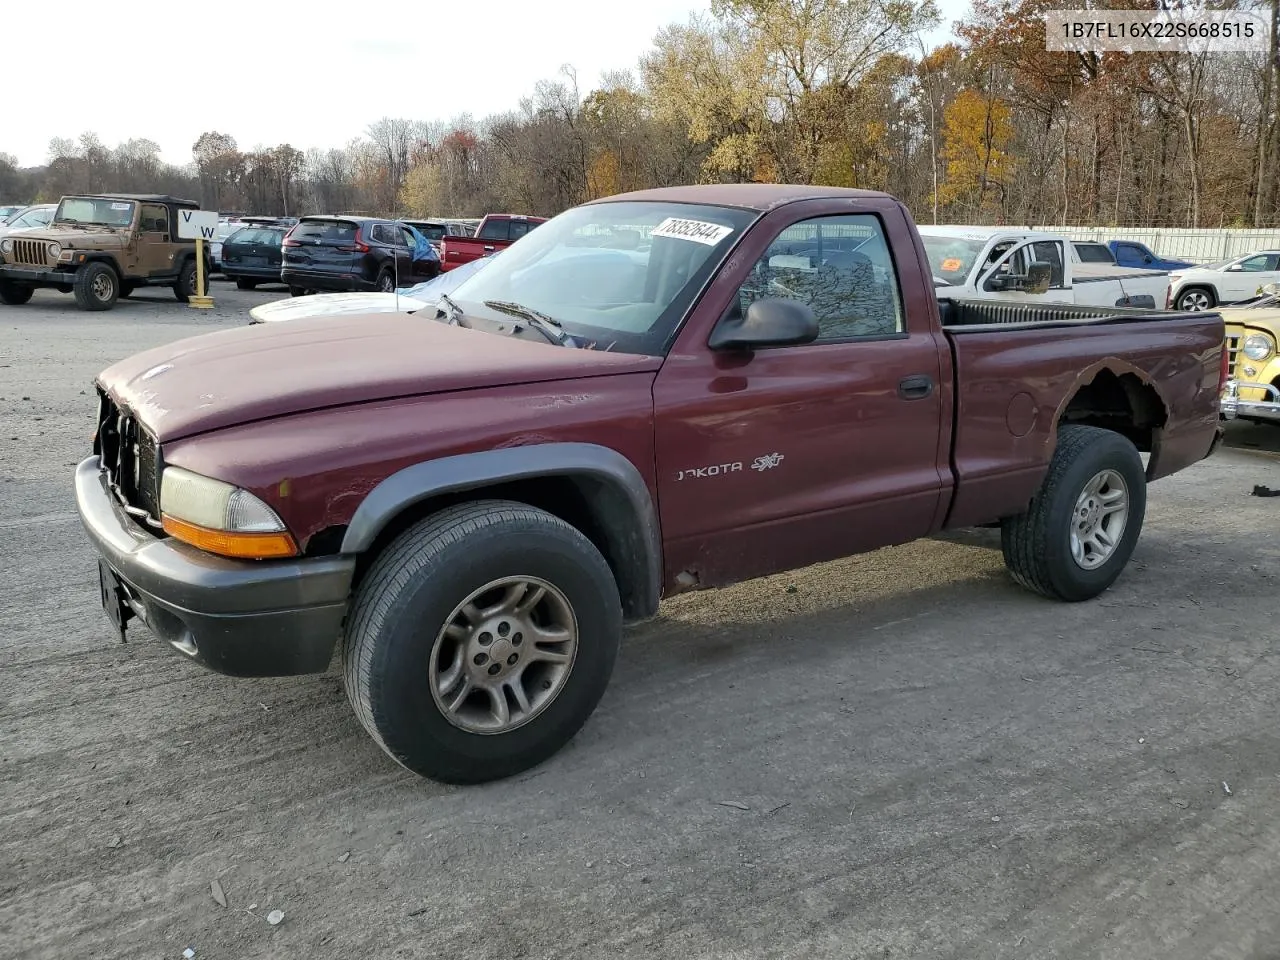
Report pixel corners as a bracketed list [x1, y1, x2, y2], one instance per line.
[3, 0, 967, 169]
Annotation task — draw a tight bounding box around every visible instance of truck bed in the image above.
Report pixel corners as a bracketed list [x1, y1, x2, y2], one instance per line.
[937, 298, 1187, 328]
[936, 297, 1225, 529]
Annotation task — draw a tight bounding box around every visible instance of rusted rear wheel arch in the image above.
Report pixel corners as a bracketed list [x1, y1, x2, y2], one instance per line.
[338, 444, 662, 621]
[1056, 365, 1169, 460]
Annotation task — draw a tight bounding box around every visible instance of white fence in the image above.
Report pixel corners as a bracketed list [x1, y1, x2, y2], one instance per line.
[1016, 226, 1280, 264]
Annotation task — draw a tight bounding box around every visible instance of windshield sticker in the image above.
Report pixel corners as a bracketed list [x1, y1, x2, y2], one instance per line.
[651, 217, 734, 246]
[110, 202, 131, 210]
[941, 258, 963, 272]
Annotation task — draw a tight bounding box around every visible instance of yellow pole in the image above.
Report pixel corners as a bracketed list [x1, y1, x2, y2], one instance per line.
[190, 235, 214, 309]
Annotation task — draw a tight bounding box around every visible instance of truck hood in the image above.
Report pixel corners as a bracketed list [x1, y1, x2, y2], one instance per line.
[97, 312, 663, 442]
[17, 222, 127, 248]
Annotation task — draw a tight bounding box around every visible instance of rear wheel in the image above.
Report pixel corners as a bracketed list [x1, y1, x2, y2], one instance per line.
[173, 259, 197, 302]
[1175, 286, 1215, 312]
[375, 268, 395, 293]
[342, 500, 622, 784]
[1001, 424, 1147, 602]
[235, 278, 257, 291]
[119, 282, 136, 299]
[0, 280, 34, 305]
[289, 285, 308, 297]
[72, 262, 119, 311]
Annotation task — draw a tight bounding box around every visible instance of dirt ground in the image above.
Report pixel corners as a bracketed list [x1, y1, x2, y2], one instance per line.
[3, 285, 1280, 960]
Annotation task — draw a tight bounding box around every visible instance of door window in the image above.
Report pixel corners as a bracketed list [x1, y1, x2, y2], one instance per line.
[1237, 254, 1278, 272]
[140, 204, 168, 233]
[477, 219, 510, 241]
[1031, 241, 1066, 287]
[733, 214, 905, 341]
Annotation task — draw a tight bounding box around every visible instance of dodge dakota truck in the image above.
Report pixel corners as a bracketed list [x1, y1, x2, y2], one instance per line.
[439, 213, 546, 271]
[75, 185, 1227, 785]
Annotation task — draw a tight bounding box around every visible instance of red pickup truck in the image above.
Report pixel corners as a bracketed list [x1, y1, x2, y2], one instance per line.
[76, 184, 1226, 785]
[439, 213, 546, 271]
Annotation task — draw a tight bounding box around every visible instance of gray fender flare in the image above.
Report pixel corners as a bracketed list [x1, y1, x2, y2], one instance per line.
[340, 442, 662, 619]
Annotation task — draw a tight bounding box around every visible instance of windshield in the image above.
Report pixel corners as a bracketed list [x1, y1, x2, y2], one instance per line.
[445, 201, 756, 354]
[918, 235, 989, 285]
[55, 197, 136, 227]
[0, 205, 24, 222]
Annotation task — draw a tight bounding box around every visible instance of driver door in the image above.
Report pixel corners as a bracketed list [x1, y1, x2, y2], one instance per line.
[977, 240, 1065, 302]
[135, 203, 173, 277]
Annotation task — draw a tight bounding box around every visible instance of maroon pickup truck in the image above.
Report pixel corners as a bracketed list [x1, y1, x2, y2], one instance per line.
[76, 185, 1227, 784]
[439, 213, 546, 271]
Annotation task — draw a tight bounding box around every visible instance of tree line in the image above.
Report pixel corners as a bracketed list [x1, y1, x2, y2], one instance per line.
[3, 0, 1279, 228]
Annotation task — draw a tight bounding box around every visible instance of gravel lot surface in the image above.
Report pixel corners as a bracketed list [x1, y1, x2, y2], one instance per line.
[3, 284, 1280, 960]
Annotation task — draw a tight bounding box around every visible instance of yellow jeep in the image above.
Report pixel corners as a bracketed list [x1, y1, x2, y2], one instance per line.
[1220, 283, 1280, 425]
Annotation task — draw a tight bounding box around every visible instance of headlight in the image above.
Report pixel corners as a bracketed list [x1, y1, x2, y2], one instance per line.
[46, 241, 60, 259]
[0, 239, 10, 254]
[1243, 333, 1276, 362]
[159, 466, 297, 559]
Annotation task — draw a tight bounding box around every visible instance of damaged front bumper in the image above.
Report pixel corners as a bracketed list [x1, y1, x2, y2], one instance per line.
[1221, 380, 1280, 423]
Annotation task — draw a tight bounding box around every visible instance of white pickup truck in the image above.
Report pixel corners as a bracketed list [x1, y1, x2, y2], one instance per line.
[917, 226, 1171, 308]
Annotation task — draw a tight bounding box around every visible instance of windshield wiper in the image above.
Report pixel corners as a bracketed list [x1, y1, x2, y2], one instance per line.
[436, 292, 468, 325]
[483, 300, 578, 346]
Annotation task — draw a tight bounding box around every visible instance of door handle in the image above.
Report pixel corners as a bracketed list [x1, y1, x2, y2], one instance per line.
[483, 245, 495, 251]
[898, 374, 934, 400]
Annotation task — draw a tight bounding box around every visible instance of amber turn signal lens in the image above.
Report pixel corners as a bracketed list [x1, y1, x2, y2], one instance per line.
[161, 514, 298, 559]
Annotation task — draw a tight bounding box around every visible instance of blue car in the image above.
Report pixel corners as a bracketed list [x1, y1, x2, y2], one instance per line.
[1107, 240, 1195, 272]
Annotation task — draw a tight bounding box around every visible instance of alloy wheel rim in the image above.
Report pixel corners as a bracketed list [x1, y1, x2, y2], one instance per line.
[428, 576, 578, 735]
[1070, 468, 1129, 570]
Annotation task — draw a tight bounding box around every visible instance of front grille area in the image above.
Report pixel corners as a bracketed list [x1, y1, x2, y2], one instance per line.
[1226, 332, 1241, 379]
[94, 388, 161, 526]
[10, 238, 52, 267]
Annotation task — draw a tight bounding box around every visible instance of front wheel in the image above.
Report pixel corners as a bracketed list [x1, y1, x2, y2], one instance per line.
[72, 262, 119, 311]
[289, 285, 308, 297]
[342, 500, 622, 784]
[1001, 424, 1147, 602]
[1176, 286, 1215, 312]
[0, 280, 34, 305]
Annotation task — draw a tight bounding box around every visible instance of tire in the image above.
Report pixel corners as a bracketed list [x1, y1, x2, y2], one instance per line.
[375, 268, 395, 293]
[119, 282, 136, 299]
[173, 259, 197, 303]
[72, 261, 119, 311]
[1001, 425, 1147, 602]
[235, 278, 257, 291]
[1175, 286, 1215, 312]
[289, 285, 308, 297]
[0, 280, 34, 305]
[342, 500, 622, 784]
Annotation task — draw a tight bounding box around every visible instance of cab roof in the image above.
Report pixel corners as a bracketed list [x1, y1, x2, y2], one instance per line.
[68, 194, 200, 206]
[589, 183, 894, 212]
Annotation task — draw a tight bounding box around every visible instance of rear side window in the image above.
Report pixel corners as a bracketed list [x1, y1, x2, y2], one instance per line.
[293, 220, 358, 243]
[477, 219, 509, 241]
[509, 220, 533, 240]
[413, 224, 447, 241]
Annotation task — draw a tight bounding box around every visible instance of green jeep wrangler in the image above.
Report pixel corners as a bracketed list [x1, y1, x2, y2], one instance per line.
[0, 194, 212, 311]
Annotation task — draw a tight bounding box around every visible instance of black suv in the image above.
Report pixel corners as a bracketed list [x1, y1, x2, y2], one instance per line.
[281, 216, 438, 296]
[221, 217, 297, 290]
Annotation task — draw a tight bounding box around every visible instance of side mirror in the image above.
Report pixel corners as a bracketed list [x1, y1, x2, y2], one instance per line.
[990, 260, 1052, 294]
[1226, 264, 1243, 272]
[709, 297, 819, 351]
